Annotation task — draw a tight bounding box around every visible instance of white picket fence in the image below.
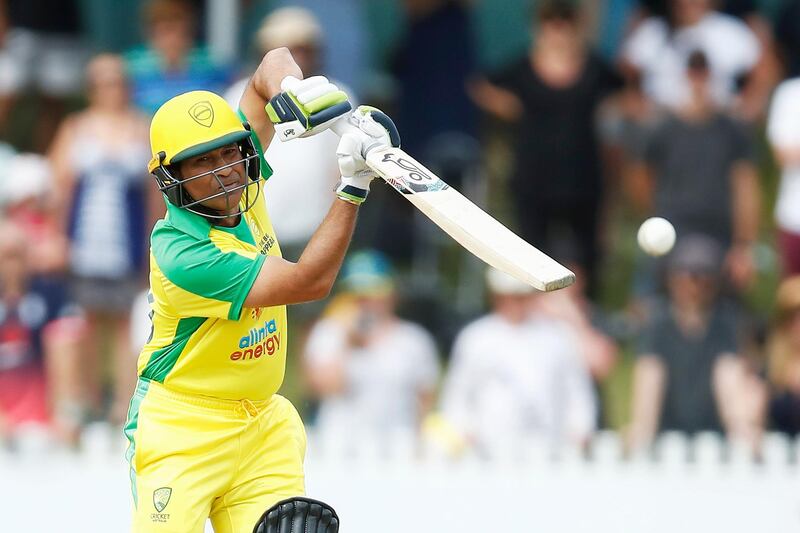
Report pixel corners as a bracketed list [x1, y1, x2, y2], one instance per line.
[1, 427, 798, 533]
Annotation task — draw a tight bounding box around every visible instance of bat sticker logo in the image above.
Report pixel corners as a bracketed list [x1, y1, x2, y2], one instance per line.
[381, 153, 433, 182]
[379, 152, 448, 194]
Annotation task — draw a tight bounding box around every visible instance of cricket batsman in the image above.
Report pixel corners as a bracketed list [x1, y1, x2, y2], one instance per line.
[124, 47, 396, 532]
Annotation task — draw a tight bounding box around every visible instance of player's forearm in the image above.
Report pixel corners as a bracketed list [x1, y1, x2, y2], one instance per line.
[295, 199, 359, 299]
[239, 47, 304, 149]
[244, 200, 358, 308]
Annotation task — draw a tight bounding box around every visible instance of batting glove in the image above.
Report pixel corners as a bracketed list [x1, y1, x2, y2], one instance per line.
[334, 106, 401, 205]
[265, 76, 352, 141]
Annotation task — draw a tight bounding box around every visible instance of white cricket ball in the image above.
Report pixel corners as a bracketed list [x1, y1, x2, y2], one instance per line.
[637, 217, 676, 256]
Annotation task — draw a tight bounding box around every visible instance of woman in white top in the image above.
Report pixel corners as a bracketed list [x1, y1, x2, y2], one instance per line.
[48, 54, 161, 424]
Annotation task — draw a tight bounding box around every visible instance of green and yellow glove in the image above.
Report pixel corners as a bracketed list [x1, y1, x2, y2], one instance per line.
[265, 75, 351, 141]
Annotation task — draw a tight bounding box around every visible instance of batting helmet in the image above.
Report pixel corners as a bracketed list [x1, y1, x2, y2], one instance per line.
[148, 90, 261, 219]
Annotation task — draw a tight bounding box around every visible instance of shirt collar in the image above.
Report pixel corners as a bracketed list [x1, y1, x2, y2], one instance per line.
[165, 201, 212, 241]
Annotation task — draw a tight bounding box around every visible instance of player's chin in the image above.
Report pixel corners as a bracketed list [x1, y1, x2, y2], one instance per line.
[204, 190, 243, 212]
[222, 189, 244, 208]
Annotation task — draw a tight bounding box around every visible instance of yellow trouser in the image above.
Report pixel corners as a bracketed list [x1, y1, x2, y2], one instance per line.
[124, 379, 306, 533]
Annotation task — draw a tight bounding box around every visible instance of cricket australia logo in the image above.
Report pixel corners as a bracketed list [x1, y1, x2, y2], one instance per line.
[153, 487, 172, 513]
[188, 101, 215, 127]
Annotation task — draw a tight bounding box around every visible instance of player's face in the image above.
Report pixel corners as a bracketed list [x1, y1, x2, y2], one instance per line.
[177, 144, 248, 213]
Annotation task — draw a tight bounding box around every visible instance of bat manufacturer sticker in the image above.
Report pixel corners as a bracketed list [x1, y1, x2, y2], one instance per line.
[379, 152, 448, 194]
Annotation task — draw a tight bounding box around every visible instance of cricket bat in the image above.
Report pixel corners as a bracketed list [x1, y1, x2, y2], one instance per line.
[331, 124, 575, 292]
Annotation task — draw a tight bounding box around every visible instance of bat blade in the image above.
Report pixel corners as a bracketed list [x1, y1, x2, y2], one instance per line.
[365, 147, 575, 292]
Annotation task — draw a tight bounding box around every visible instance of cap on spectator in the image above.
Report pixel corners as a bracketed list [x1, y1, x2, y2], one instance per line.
[775, 275, 800, 322]
[256, 7, 322, 53]
[339, 250, 394, 296]
[1, 154, 51, 206]
[667, 234, 724, 275]
[485, 267, 535, 295]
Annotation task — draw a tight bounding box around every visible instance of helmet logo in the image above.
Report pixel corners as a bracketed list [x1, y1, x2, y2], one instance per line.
[188, 101, 215, 128]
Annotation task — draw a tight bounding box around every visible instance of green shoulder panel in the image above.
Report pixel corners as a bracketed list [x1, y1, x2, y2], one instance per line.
[151, 221, 265, 314]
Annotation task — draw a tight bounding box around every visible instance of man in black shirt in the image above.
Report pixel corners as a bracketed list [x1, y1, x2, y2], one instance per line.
[627, 235, 764, 452]
[627, 51, 760, 292]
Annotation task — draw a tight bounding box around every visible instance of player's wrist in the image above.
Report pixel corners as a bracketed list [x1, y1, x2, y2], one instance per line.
[335, 179, 369, 205]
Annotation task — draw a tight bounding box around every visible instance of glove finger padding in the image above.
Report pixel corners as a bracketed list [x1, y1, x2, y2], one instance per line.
[295, 82, 339, 105]
[282, 75, 325, 93]
[253, 496, 339, 533]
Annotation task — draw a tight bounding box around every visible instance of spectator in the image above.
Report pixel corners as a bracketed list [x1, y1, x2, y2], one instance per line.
[264, 0, 367, 98]
[304, 250, 440, 435]
[0, 153, 68, 274]
[531, 261, 620, 427]
[125, 0, 235, 115]
[439, 268, 596, 455]
[361, 0, 478, 263]
[621, 0, 769, 119]
[0, 222, 75, 444]
[627, 235, 763, 452]
[391, 0, 477, 159]
[224, 7, 342, 261]
[766, 75, 800, 277]
[765, 276, 800, 437]
[471, 0, 622, 295]
[48, 54, 158, 425]
[0, 0, 89, 152]
[0, 154, 85, 445]
[625, 51, 760, 292]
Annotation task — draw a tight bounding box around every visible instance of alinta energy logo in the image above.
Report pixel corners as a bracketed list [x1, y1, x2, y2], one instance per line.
[230, 318, 281, 361]
[188, 101, 215, 128]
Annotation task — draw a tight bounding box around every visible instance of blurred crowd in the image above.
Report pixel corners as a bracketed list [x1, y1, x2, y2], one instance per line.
[1, 0, 800, 461]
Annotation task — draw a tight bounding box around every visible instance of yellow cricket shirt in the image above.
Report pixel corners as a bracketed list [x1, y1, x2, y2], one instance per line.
[137, 175, 287, 401]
